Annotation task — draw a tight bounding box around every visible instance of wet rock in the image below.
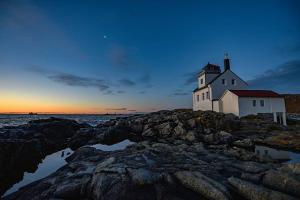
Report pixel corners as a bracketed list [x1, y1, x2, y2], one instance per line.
[66, 147, 105, 163]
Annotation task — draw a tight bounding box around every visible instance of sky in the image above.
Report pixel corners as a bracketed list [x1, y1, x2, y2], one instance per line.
[0, 0, 299, 114]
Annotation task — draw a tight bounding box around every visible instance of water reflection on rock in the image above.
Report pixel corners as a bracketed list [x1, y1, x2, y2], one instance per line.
[90, 139, 135, 151]
[255, 145, 300, 163]
[2, 139, 135, 197]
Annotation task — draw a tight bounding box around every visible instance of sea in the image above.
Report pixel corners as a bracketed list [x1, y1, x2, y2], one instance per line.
[0, 114, 130, 128]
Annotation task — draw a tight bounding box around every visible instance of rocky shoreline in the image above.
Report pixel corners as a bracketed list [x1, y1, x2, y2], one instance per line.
[1, 109, 300, 199]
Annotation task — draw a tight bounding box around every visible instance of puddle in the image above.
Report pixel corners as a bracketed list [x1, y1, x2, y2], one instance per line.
[90, 139, 135, 151]
[255, 145, 300, 163]
[3, 139, 135, 197]
[4, 148, 73, 196]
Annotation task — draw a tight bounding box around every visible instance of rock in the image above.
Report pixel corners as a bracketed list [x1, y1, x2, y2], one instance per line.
[228, 161, 269, 173]
[241, 173, 263, 184]
[142, 128, 156, 137]
[187, 118, 197, 128]
[95, 157, 116, 172]
[69, 128, 95, 149]
[156, 122, 174, 136]
[280, 163, 300, 175]
[53, 182, 82, 198]
[2, 109, 300, 199]
[128, 168, 163, 185]
[175, 171, 230, 200]
[66, 147, 105, 163]
[215, 131, 233, 144]
[203, 134, 215, 144]
[233, 139, 254, 149]
[228, 177, 297, 200]
[183, 131, 197, 142]
[174, 123, 187, 136]
[262, 169, 300, 197]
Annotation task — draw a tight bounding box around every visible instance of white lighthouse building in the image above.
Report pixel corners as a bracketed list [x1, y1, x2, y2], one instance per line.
[192, 54, 287, 125]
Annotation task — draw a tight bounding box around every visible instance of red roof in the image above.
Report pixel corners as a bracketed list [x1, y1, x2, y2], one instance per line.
[229, 90, 282, 98]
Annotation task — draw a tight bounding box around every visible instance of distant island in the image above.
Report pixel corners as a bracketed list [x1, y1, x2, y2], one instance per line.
[28, 112, 38, 115]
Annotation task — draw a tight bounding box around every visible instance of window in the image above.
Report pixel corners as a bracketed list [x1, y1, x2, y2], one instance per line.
[252, 100, 256, 107]
[200, 79, 203, 84]
[260, 100, 265, 107]
[202, 93, 205, 100]
[206, 91, 210, 99]
[232, 79, 236, 85]
[222, 79, 226, 85]
[197, 95, 199, 102]
[264, 150, 268, 155]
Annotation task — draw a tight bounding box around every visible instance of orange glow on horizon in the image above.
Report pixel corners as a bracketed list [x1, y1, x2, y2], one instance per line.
[0, 92, 150, 114]
[0, 94, 122, 114]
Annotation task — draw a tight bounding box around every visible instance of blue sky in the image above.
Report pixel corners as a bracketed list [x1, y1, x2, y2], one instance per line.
[0, 0, 299, 113]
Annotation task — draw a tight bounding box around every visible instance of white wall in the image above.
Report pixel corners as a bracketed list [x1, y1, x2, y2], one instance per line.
[219, 91, 239, 116]
[210, 70, 248, 100]
[193, 87, 212, 111]
[212, 100, 219, 112]
[198, 74, 205, 88]
[198, 73, 219, 88]
[238, 97, 286, 117]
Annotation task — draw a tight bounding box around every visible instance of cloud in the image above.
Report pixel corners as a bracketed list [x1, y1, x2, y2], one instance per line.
[116, 90, 125, 94]
[103, 90, 113, 95]
[27, 66, 110, 92]
[139, 91, 146, 94]
[247, 60, 300, 93]
[119, 78, 136, 86]
[138, 74, 151, 83]
[106, 108, 127, 111]
[128, 109, 137, 112]
[170, 89, 190, 96]
[48, 73, 109, 91]
[172, 92, 189, 96]
[184, 71, 200, 85]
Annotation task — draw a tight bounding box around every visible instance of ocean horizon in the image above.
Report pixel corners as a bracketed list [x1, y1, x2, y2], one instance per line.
[0, 114, 132, 128]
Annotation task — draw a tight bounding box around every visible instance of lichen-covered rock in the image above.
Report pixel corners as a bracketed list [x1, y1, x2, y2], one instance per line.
[175, 171, 231, 200]
[262, 170, 300, 198]
[228, 177, 297, 200]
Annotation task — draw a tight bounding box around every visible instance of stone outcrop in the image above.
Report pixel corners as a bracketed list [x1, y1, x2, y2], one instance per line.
[1, 109, 300, 199]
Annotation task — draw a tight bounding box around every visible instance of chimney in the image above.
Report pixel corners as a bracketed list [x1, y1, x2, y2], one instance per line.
[224, 53, 230, 71]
